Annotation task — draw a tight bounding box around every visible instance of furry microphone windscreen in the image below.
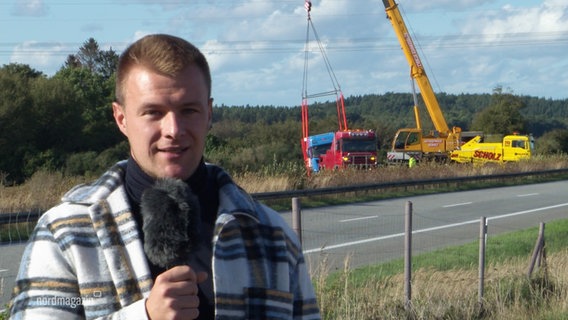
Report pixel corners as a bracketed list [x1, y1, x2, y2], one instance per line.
[140, 178, 201, 269]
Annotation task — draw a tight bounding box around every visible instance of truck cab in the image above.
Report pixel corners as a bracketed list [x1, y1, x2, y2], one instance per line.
[387, 128, 459, 163]
[306, 132, 335, 172]
[319, 130, 378, 170]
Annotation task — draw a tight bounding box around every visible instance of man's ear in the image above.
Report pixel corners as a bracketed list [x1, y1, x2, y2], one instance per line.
[112, 102, 128, 136]
[207, 98, 213, 130]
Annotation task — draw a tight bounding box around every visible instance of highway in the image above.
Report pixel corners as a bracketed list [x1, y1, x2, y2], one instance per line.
[280, 180, 568, 272]
[1, 180, 567, 308]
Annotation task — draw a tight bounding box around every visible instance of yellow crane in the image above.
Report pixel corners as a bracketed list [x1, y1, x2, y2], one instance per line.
[382, 0, 462, 163]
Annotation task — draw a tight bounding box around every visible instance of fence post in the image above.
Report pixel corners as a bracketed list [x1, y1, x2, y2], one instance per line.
[478, 216, 487, 307]
[404, 201, 412, 311]
[527, 222, 545, 277]
[292, 197, 302, 245]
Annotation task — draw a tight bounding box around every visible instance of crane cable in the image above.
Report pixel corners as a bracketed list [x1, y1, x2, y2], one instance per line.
[302, 1, 343, 100]
[301, 0, 311, 144]
[301, 0, 348, 132]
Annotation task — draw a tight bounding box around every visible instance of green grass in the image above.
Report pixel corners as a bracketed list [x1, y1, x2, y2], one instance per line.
[315, 219, 568, 319]
[0, 305, 8, 320]
[343, 219, 568, 286]
[0, 221, 35, 243]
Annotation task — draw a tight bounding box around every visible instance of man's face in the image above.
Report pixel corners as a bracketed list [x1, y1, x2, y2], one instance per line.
[113, 64, 212, 180]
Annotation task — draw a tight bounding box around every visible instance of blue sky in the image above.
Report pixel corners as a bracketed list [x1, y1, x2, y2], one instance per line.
[1, 0, 567, 107]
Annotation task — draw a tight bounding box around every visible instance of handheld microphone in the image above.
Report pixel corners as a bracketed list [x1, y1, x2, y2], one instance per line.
[140, 178, 201, 269]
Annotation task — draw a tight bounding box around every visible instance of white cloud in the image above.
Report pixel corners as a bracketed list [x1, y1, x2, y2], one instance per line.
[399, 0, 493, 12]
[401, 0, 568, 99]
[463, 0, 568, 35]
[10, 41, 65, 74]
[80, 23, 104, 33]
[202, 0, 389, 105]
[12, 0, 48, 17]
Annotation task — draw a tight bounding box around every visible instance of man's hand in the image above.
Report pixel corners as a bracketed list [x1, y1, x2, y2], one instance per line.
[145, 265, 208, 320]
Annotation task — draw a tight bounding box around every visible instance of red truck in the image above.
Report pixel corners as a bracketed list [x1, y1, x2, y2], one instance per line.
[317, 130, 378, 170]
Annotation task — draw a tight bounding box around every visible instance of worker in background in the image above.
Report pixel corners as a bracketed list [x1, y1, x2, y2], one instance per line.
[408, 155, 417, 168]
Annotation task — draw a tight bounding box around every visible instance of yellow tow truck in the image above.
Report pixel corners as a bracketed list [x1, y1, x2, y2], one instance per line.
[450, 134, 534, 164]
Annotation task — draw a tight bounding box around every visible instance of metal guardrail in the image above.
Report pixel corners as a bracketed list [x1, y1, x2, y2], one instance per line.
[252, 168, 568, 200]
[1, 168, 567, 224]
[0, 210, 41, 227]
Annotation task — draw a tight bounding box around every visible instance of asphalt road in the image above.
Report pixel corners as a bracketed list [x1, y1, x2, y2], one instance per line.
[1, 242, 26, 309]
[1, 180, 567, 308]
[280, 180, 568, 272]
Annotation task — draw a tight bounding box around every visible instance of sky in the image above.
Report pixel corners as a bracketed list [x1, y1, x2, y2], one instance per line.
[1, 0, 567, 107]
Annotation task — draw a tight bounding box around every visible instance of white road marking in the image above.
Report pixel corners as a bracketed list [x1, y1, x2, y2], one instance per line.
[304, 202, 568, 254]
[340, 215, 378, 223]
[443, 202, 472, 208]
[517, 193, 539, 197]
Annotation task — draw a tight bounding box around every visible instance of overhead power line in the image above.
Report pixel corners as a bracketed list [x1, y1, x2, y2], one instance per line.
[0, 31, 566, 58]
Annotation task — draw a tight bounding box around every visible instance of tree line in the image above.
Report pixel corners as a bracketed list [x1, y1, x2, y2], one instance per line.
[1, 38, 568, 184]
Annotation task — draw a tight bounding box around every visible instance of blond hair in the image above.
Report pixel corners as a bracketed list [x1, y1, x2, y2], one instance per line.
[115, 34, 211, 104]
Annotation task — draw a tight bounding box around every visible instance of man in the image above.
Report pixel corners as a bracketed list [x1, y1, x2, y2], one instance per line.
[10, 34, 321, 319]
[408, 155, 416, 168]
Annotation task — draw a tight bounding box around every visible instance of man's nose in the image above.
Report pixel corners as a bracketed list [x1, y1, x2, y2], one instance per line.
[163, 112, 184, 138]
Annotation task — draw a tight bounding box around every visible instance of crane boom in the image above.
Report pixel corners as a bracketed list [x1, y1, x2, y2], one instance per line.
[382, 0, 452, 134]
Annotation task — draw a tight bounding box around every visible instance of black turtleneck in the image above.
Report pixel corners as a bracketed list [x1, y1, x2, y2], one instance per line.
[124, 156, 155, 209]
[124, 156, 218, 319]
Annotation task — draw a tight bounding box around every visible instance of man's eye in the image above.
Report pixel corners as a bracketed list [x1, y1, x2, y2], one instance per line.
[182, 108, 198, 115]
[144, 110, 162, 116]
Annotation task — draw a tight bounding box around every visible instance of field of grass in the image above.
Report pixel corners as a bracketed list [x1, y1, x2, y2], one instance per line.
[314, 219, 568, 319]
[2, 154, 567, 212]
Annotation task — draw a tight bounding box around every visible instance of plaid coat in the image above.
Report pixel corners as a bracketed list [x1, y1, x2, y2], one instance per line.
[10, 161, 320, 319]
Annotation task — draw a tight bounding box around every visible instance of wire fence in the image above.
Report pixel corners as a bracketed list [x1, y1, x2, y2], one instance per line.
[0, 209, 41, 244]
[286, 196, 563, 317]
[287, 195, 553, 273]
